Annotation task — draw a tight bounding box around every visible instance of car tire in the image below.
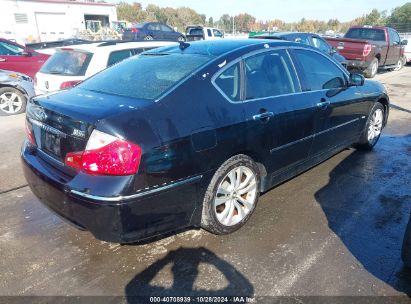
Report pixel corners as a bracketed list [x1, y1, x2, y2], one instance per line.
[354, 103, 385, 150]
[144, 35, 154, 41]
[201, 154, 260, 235]
[0, 87, 27, 116]
[364, 58, 379, 78]
[393, 57, 405, 71]
[177, 36, 186, 42]
[402, 214, 411, 268]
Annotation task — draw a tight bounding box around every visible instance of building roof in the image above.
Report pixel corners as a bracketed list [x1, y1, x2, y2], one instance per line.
[18, 0, 115, 7]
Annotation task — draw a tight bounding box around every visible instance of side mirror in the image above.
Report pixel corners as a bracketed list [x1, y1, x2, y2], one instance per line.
[349, 73, 365, 86]
[401, 40, 408, 46]
[21, 50, 32, 57]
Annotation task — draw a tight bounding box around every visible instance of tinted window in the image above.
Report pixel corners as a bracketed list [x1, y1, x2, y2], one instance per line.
[161, 24, 173, 32]
[148, 23, 160, 31]
[40, 50, 93, 76]
[293, 49, 346, 91]
[79, 54, 210, 100]
[312, 37, 331, 53]
[292, 35, 310, 45]
[0, 41, 23, 55]
[245, 50, 299, 99]
[214, 63, 240, 101]
[345, 28, 385, 42]
[213, 29, 223, 38]
[107, 49, 133, 67]
[207, 29, 212, 37]
[389, 28, 400, 45]
[189, 28, 204, 36]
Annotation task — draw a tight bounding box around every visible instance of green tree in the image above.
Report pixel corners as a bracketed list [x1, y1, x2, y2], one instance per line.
[208, 17, 214, 27]
[387, 2, 411, 32]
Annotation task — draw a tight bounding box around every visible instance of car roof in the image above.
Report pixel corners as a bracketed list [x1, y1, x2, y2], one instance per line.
[55, 41, 177, 53]
[146, 39, 309, 58]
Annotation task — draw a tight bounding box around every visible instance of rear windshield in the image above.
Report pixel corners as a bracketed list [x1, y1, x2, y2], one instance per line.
[78, 53, 211, 100]
[40, 50, 93, 76]
[188, 28, 204, 36]
[345, 28, 386, 41]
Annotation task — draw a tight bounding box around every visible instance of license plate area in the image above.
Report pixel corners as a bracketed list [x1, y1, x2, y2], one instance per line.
[42, 130, 62, 158]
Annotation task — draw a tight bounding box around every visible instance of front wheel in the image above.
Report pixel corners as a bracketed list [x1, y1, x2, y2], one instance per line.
[354, 103, 385, 150]
[201, 155, 260, 235]
[0, 87, 27, 116]
[393, 57, 405, 71]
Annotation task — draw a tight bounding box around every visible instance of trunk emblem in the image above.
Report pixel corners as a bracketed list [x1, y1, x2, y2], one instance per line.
[45, 81, 49, 89]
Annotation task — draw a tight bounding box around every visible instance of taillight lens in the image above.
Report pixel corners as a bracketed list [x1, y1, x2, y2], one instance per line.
[363, 44, 372, 57]
[25, 120, 36, 146]
[131, 28, 139, 33]
[60, 80, 81, 90]
[65, 130, 142, 176]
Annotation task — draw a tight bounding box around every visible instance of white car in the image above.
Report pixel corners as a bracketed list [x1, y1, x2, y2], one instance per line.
[185, 26, 224, 41]
[34, 41, 176, 95]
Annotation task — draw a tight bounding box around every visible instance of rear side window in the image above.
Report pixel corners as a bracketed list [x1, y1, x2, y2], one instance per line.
[312, 37, 331, 53]
[345, 28, 385, 42]
[107, 49, 134, 67]
[245, 50, 299, 100]
[293, 49, 346, 91]
[79, 53, 210, 100]
[40, 50, 92, 76]
[207, 29, 212, 37]
[214, 63, 240, 101]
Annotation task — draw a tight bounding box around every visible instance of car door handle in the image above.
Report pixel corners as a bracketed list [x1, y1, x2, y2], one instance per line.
[316, 99, 330, 109]
[253, 112, 274, 121]
[0, 58, 6, 62]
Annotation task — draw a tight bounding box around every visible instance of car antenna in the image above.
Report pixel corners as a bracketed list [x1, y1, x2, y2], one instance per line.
[179, 41, 190, 50]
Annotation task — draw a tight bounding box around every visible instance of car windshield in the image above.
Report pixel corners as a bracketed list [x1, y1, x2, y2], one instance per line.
[345, 28, 386, 41]
[40, 50, 93, 76]
[78, 53, 211, 100]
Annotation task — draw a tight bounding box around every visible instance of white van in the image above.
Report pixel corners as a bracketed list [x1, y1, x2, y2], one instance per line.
[35, 40, 176, 95]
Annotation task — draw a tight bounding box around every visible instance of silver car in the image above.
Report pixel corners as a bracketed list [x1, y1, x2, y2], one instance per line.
[0, 70, 35, 116]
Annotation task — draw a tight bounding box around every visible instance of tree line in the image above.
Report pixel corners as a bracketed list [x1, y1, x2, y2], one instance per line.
[117, 2, 411, 34]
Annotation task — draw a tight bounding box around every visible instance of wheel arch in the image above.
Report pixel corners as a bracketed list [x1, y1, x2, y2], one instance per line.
[376, 96, 389, 127]
[0, 83, 28, 97]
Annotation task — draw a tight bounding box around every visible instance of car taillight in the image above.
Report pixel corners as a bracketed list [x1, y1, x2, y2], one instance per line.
[25, 120, 36, 146]
[65, 130, 142, 176]
[363, 44, 372, 57]
[60, 80, 81, 90]
[131, 28, 139, 33]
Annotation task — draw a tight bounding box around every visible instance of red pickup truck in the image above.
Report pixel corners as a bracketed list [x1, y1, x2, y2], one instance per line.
[326, 26, 407, 78]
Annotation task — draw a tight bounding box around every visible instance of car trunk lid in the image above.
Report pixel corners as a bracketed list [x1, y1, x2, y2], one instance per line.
[326, 37, 371, 60]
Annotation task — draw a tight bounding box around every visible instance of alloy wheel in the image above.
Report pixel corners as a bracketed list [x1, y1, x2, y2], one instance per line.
[367, 108, 383, 145]
[214, 166, 257, 226]
[0, 92, 23, 115]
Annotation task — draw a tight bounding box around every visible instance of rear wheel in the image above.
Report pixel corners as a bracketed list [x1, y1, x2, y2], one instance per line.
[201, 155, 260, 235]
[354, 103, 384, 150]
[364, 58, 378, 78]
[144, 35, 154, 41]
[0, 87, 26, 116]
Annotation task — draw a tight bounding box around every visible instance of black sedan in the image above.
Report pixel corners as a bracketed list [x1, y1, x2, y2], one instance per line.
[122, 22, 185, 42]
[22, 40, 389, 243]
[252, 32, 347, 66]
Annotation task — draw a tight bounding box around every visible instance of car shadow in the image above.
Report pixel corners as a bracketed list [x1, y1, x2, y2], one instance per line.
[314, 133, 411, 295]
[125, 247, 254, 302]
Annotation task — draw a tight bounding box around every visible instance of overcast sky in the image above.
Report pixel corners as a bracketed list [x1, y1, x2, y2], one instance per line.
[107, 0, 409, 22]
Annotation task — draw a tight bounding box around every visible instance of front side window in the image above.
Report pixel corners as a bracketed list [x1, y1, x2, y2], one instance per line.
[107, 49, 134, 67]
[312, 37, 331, 53]
[245, 50, 299, 100]
[213, 29, 223, 38]
[293, 49, 346, 91]
[389, 28, 400, 45]
[0, 41, 24, 56]
[214, 63, 240, 101]
[161, 24, 173, 32]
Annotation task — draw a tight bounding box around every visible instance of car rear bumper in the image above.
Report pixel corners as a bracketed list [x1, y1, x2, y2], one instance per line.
[21, 141, 204, 243]
[345, 59, 372, 71]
